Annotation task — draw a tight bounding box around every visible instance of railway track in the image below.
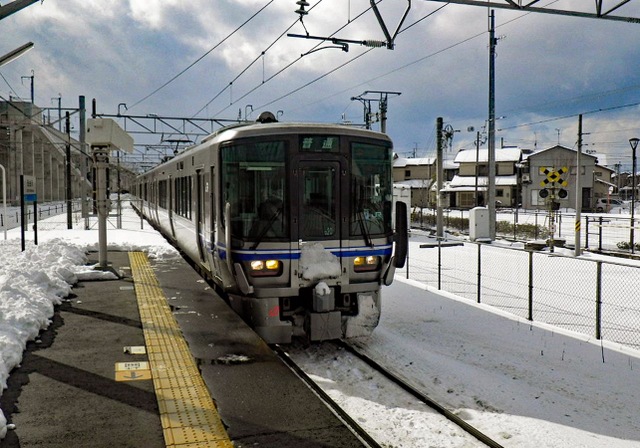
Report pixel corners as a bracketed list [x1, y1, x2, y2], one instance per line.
[274, 341, 505, 448]
[335, 340, 505, 448]
[272, 344, 383, 448]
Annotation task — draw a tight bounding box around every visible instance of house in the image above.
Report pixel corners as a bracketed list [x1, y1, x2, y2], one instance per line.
[520, 145, 606, 211]
[393, 156, 459, 208]
[393, 156, 435, 182]
[393, 156, 436, 208]
[447, 146, 523, 209]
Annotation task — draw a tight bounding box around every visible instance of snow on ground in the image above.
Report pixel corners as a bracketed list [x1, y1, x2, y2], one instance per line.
[0, 200, 178, 439]
[292, 278, 640, 447]
[1, 200, 640, 446]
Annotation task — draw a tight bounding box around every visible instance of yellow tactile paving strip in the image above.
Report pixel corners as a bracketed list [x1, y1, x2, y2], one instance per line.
[128, 251, 233, 448]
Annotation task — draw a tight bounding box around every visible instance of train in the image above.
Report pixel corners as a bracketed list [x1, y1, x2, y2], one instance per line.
[133, 111, 407, 344]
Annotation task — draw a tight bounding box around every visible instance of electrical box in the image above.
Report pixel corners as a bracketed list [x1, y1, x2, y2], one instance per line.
[469, 207, 490, 241]
[86, 118, 134, 153]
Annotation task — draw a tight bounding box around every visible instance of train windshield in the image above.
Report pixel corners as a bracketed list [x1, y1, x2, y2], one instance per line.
[221, 140, 288, 240]
[351, 142, 393, 237]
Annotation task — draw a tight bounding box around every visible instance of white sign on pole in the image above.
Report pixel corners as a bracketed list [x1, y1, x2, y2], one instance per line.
[86, 118, 134, 153]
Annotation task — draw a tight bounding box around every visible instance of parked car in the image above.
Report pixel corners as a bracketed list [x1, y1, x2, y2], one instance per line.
[595, 198, 626, 212]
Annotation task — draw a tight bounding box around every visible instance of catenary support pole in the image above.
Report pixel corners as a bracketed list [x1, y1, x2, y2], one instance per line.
[79, 95, 90, 229]
[0, 164, 6, 240]
[66, 112, 72, 229]
[93, 146, 110, 268]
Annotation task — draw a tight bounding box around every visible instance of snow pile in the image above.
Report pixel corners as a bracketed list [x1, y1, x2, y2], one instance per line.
[0, 202, 179, 439]
[299, 243, 341, 281]
[0, 239, 87, 391]
[314, 281, 331, 296]
[343, 293, 380, 338]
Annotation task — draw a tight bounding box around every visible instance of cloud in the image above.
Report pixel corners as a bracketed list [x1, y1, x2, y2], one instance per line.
[2, 0, 640, 165]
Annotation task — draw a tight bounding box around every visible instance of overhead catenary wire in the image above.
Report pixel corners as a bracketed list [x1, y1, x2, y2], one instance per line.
[128, 0, 276, 111]
[207, 0, 377, 118]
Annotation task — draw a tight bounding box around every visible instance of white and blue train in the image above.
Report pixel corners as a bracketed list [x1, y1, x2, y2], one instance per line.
[133, 112, 407, 343]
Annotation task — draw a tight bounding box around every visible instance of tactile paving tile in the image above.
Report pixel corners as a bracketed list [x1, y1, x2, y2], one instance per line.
[129, 252, 233, 448]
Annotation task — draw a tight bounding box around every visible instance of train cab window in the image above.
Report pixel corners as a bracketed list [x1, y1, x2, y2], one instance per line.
[350, 142, 393, 236]
[221, 140, 287, 240]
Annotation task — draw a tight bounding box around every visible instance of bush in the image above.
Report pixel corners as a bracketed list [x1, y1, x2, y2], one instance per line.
[616, 241, 640, 251]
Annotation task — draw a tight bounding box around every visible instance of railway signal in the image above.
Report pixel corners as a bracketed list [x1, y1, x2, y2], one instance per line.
[538, 166, 569, 252]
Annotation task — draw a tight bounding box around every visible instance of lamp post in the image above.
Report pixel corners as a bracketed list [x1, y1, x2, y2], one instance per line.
[629, 138, 638, 254]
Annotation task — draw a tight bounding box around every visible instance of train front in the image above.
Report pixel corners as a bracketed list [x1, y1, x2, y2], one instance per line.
[220, 125, 407, 343]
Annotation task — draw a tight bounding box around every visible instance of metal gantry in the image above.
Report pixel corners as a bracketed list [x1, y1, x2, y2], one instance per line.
[91, 111, 244, 171]
[424, 0, 640, 23]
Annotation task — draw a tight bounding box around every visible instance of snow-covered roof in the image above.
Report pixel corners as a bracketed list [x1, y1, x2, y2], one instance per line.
[454, 147, 522, 163]
[394, 179, 433, 188]
[527, 144, 597, 161]
[393, 157, 435, 168]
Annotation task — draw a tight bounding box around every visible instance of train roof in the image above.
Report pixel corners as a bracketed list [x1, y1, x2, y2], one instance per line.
[140, 117, 392, 176]
[200, 119, 392, 145]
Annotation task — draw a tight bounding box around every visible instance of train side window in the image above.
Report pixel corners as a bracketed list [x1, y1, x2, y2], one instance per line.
[172, 175, 193, 219]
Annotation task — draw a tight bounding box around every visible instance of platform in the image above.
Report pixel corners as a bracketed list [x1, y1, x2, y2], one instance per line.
[0, 250, 364, 448]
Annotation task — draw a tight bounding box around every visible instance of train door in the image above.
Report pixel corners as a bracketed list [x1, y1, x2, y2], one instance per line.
[296, 160, 342, 251]
[195, 170, 206, 262]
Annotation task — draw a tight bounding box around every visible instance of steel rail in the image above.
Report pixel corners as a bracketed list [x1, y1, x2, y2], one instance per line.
[271, 344, 383, 448]
[336, 340, 505, 448]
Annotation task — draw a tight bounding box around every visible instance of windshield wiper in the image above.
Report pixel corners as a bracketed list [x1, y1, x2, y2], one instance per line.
[358, 210, 374, 248]
[251, 206, 282, 250]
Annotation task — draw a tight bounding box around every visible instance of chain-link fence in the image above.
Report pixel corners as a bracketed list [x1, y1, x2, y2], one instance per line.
[415, 208, 639, 253]
[399, 235, 640, 350]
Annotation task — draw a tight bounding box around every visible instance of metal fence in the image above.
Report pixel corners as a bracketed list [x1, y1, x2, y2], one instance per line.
[416, 208, 638, 253]
[399, 236, 640, 350]
[0, 200, 86, 233]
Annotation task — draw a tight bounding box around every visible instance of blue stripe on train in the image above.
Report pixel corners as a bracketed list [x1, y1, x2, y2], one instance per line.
[215, 244, 393, 261]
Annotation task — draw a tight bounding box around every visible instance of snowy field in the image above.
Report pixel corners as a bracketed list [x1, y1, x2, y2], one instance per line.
[1, 200, 639, 447]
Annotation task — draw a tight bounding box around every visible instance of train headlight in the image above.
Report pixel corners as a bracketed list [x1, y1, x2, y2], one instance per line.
[353, 255, 380, 272]
[249, 259, 282, 276]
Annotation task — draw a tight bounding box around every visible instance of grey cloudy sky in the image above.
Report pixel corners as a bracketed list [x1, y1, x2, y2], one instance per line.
[3, 0, 640, 169]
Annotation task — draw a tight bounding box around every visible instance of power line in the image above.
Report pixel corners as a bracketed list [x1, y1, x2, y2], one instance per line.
[0, 72, 22, 100]
[128, 0, 275, 110]
[498, 101, 640, 131]
[204, 0, 374, 117]
[251, 0, 566, 117]
[253, 4, 451, 116]
[219, 3, 451, 116]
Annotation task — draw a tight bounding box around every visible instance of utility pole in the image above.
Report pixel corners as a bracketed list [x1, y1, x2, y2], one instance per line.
[575, 114, 582, 256]
[436, 117, 444, 239]
[487, 9, 497, 240]
[350, 91, 401, 133]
